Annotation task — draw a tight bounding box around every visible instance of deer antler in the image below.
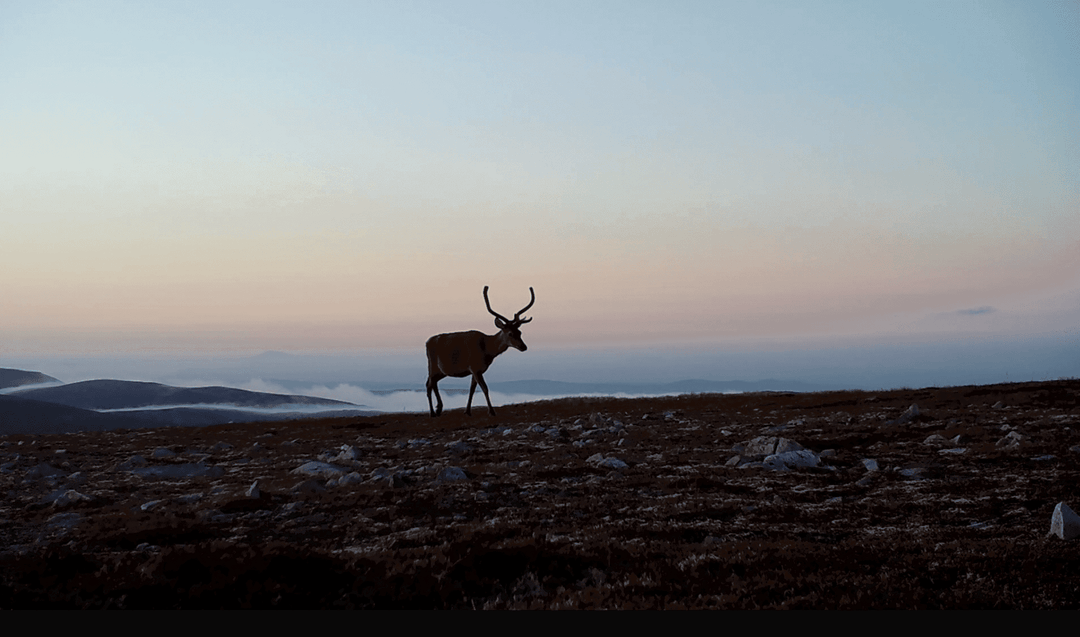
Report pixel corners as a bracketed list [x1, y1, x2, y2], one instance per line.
[514, 287, 535, 323]
[483, 286, 511, 326]
[484, 286, 535, 327]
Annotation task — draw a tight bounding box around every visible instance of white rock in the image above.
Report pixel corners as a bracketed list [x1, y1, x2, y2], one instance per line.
[923, 434, 946, 447]
[862, 459, 879, 471]
[938, 447, 967, 455]
[337, 472, 365, 487]
[246, 480, 261, 499]
[597, 457, 628, 470]
[52, 489, 91, 507]
[763, 449, 820, 471]
[1050, 502, 1080, 540]
[996, 431, 1024, 449]
[292, 461, 348, 478]
[744, 436, 804, 457]
[774, 438, 805, 454]
[334, 445, 362, 462]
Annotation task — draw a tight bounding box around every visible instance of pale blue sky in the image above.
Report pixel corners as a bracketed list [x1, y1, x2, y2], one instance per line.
[2, 1, 1078, 359]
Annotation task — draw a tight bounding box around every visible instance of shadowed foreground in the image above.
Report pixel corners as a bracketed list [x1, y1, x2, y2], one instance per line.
[2, 380, 1079, 608]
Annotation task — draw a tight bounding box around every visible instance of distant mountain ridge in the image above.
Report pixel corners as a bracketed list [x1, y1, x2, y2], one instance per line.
[0, 394, 149, 435]
[0, 374, 376, 435]
[12, 379, 355, 411]
[0, 368, 60, 391]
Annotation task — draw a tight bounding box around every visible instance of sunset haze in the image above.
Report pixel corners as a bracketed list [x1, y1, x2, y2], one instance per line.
[2, 1, 1078, 390]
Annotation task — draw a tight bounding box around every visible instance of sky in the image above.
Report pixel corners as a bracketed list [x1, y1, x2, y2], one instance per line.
[2, 1, 1079, 386]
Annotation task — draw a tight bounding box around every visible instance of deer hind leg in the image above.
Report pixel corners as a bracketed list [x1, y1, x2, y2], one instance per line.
[426, 374, 444, 417]
[466, 375, 477, 416]
[475, 373, 495, 416]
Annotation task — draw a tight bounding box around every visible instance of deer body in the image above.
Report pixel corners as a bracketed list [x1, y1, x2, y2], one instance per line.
[425, 287, 534, 417]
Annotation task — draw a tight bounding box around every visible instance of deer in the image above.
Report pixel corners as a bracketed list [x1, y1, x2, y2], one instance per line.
[425, 286, 535, 417]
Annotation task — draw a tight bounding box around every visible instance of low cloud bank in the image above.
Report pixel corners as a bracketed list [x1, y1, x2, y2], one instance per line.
[165, 378, 734, 414]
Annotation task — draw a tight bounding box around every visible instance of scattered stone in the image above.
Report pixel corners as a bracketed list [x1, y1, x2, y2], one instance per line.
[44, 512, 81, 533]
[436, 467, 468, 483]
[25, 463, 66, 480]
[152, 447, 176, 458]
[292, 461, 348, 479]
[332, 472, 364, 487]
[891, 404, 924, 425]
[291, 479, 327, 496]
[1050, 502, 1080, 540]
[938, 447, 967, 455]
[923, 434, 946, 447]
[131, 462, 225, 480]
[371, 468, 408, 488]
[763, 450, 819, 471]
[140, 499, 165, 511]
[51, 489, 91, 508]
[246, 480, 261, 499]
[446, 441, 473, 455]
[862, 459, 879, 472]
[597, 457, 628, 470]
[117, 455, 148, 470]
[996, 431, 1024, 450]
[547, 426, 571, 442]
[334, 445, 362, 462]
[743, 436, 804, 457]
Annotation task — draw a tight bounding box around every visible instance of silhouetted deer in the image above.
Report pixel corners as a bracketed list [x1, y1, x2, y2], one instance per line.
[425, 286, 535, 417]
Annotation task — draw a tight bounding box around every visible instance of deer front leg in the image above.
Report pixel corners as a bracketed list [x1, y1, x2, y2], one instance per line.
[475, 373, 496, 416]
[427, 376, 443, 417]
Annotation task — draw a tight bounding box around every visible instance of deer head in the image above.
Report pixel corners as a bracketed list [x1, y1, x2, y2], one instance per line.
[484, 286, 534, 351]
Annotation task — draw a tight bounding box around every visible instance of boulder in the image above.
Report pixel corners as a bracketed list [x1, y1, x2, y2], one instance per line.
[1050, 502, 1080, 540]
[763, 449, 819, 471]
[743, 436, 803, 457]
[436, 466, 468, 483]
[292, 461, 348, 478]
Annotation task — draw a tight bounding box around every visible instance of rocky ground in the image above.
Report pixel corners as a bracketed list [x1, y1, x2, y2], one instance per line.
[2, 379, 1080, 609]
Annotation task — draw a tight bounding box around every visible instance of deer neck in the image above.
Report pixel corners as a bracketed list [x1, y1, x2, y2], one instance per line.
[487, 331, 513, 356]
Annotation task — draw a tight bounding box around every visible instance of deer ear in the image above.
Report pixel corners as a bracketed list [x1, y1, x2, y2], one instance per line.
[494, 317, 507, 329]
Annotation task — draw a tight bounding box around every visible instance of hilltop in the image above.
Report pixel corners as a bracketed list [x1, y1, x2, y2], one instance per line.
[0, 369, 59, 391]
[2, 379, 1079, 608]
